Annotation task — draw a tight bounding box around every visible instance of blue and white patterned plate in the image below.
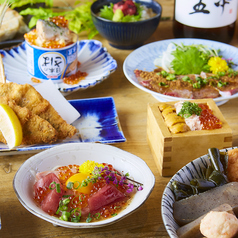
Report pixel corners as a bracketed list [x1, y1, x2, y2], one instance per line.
[0, 40, 117, 95]
[0, 97, 126, 155]
[123, 38, 238, 105]
[161, 146, 238, 238]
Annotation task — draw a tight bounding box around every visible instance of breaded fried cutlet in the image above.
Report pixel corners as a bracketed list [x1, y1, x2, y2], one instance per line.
[0, 82, 77, 139]
[0, 96, 58, 145]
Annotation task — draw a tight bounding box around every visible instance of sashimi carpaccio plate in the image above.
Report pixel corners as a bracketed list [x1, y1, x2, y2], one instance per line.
[13, 143, 155, 228]
[123, 38, 238, 106]
[0, 40, 117, 96]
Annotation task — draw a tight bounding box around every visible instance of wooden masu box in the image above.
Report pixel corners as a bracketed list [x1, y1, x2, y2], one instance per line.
[147, 99, 233, 177]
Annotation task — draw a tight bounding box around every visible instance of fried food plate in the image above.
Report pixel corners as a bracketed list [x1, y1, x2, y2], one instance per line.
[0, 40, 117, 96]
[123, 38, 238, 106]
[0, 97, 126, 155]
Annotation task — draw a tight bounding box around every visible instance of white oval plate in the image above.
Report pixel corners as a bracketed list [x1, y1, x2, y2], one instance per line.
[161, 146, 238, 238]
[13, 143, 155, 228]
[1, 40, 117, 96]
[123, 38, 238, 105]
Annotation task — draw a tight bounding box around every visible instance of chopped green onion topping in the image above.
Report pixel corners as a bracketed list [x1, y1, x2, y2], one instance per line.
[94, 213, 101, 219]
[166, 74, 176, 81]
[178, 101, 202, 118]
[217, 81, 228, 87]
[182, 76, 191, 82]
[62, 198, 70, 205]
[49, 181, 61, 193]
[66, 182, 74, 190]
[159, 82, 169, 87]
[86, 214, 92, 223]
[217, 71, 226, 77]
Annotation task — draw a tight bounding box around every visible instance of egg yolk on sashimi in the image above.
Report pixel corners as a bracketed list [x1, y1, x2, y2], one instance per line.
[66, 173, 93, 194]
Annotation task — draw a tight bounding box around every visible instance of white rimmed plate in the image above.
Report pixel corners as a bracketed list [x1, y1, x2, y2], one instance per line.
[161, 146, 238, 238]
[0, 97, 126, 155]
[13, 143, 155, 228]
[123, 38, 238, 106]
[0, 40, 117, 96]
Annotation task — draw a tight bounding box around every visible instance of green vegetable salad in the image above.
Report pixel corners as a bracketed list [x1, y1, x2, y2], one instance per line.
[1, 0, 98, 39]
[99, 2, 144, 22]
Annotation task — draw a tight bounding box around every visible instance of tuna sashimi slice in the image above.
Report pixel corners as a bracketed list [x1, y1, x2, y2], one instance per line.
[34, 172, 60, 193]
[88, 184, 126, 212]
[41, 189, 63, 214]
[34, 173, 63, 215]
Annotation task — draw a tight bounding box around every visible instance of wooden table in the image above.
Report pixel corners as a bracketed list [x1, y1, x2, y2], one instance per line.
[1, 3, 238, 237]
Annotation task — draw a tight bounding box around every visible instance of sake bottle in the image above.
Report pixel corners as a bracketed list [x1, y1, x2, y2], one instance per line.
[173, 0, 237, 43]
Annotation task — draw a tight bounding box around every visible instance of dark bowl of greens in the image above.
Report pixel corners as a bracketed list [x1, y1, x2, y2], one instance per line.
[91, 0, 162, 49]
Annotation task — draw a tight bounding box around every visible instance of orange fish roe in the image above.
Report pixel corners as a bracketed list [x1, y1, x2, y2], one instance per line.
[49, 16, 68, 28]
[66, 179, 131, 222]
[34, 186, 50, 205]
[55, 164, 80, 189]
[199, 104, 222, 130]
[63, 70, 88, 85]
[24, 29, 72, 49]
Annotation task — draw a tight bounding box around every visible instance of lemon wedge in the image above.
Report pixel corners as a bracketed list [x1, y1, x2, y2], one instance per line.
[0, 104, 23, 149]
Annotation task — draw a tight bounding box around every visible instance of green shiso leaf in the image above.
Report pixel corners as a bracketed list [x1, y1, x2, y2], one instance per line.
[171, 46, 210, 75]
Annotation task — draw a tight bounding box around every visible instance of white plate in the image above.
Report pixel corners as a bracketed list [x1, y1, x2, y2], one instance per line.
[123, 38, 238, 105]
[1, 40, 117, 96]
[161, 146, 238, 238]
[13, 143, 155, 228]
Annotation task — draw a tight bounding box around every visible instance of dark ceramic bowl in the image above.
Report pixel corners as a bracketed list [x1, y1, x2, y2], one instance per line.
[91, 0, 162, 49]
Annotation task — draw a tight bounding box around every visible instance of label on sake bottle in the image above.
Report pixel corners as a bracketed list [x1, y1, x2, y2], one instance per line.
[175, 0, 237, 28]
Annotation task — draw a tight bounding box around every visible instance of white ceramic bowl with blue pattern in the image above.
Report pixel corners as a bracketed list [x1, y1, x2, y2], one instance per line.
[0, 40, 117, 95]
[161, 146, 238, 238]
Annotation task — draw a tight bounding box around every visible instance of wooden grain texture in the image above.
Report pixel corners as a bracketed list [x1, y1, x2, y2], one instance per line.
[0, 1, 238, 237]
[147, 99, 233, 176]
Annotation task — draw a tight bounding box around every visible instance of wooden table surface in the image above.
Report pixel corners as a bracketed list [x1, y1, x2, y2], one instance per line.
[1, 2, 238, 237]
